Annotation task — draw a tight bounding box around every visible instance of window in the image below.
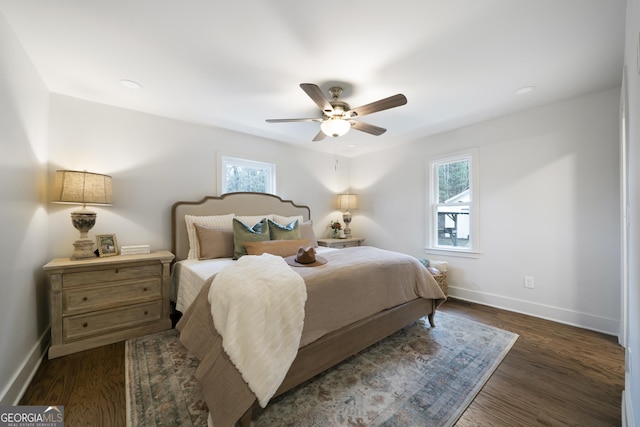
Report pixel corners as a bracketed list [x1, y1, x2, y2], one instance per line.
[220, 156, 276, 195]
[426, 150, 479, 255]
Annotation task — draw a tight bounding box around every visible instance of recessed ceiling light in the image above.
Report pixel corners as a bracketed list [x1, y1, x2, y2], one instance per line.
[120, 79, 143, 90]
[515, 86, 536, 95]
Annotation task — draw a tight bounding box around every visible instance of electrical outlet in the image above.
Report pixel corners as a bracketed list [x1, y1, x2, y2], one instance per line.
[524, 276, 535, 289]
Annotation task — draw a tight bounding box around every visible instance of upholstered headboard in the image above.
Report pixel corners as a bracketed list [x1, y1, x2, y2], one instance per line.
[171, 192, 311, 261]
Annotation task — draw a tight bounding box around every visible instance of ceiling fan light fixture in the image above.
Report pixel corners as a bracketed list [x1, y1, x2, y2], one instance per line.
[321, 118, 351, 137]
[266, 83, 406, 141]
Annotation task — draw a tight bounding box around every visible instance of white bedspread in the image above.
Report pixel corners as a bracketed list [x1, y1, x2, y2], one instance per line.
[207, 253, 307, 407]
[173, 258, 235, 312]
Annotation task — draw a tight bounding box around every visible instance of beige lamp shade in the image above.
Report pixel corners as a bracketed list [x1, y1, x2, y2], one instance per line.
[337, 193, 359, 211]
[52, 170, 113, 260]
[53, 170, 113, 206]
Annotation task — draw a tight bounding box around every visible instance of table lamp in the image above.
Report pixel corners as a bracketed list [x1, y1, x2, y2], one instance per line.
[337, 193, 358, 238]
[52, 170, 113, 260]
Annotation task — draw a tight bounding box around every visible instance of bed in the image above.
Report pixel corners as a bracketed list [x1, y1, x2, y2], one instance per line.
[171, 192, 446, 427]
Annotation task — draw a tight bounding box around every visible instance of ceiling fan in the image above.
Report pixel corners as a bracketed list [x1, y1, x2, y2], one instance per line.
[266, 83, 407, 141]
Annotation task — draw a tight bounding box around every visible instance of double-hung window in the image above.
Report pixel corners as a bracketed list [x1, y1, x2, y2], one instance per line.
[426, 149, 479, 256]
[220, 155, 276, 195]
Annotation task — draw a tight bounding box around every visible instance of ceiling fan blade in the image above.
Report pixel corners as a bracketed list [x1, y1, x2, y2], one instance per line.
[347, 94, 407, 118]
[300, 83, 333, 113]
[351, 120, 387, 136]
[312, 130, 327, 142]
[266, 118, 323, 123]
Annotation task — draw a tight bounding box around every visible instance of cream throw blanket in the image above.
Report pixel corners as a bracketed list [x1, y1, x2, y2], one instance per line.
[208, 253, 307, 407]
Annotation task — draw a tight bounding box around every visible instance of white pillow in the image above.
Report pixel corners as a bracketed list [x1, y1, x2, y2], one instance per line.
[185, 213, 235, 259]
[429, 260, 449, 272]
[299, 220, 318, 247]
[272, 214, 304, 226]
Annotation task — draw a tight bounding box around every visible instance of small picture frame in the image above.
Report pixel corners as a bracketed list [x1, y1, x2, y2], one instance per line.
[96, 234, 118, 257]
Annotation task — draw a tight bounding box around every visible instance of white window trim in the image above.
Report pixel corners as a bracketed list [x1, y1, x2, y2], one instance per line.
[424, 148, 480, 257]
[218, 154, 277, 195]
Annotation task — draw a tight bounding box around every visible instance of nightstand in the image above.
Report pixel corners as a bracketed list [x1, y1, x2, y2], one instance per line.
[317, 237, 365, 249]
[43, 251, 174, 358]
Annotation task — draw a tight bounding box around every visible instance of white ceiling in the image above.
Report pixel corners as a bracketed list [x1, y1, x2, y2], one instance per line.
[0, 1, 626, 157]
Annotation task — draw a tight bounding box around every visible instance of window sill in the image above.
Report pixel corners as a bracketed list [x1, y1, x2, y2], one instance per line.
[423, 247, 481, 259]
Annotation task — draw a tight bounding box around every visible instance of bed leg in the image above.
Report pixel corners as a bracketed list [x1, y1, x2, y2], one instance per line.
[236, 405, 252, 427]
[428, 312, 436, 327]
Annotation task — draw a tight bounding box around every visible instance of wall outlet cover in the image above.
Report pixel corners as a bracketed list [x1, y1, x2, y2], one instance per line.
[524, 276, 535, 289]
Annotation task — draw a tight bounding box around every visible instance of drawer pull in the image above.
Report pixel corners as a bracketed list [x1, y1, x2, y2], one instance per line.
[82, 322, 88, 328]
[82, 297, 88, 302]
[115, 269, 119, 274]
[144, 311, 148, 315]
[143, 287, 148, 291]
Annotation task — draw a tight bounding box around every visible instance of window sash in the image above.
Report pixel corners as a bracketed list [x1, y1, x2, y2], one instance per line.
[433, 203, 472, 249]
[426, 150, 479, 254]
[436, 159, 470, 203]
[220, 155, 276, 195]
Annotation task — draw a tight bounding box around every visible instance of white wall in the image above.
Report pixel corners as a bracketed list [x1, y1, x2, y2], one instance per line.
[1, 13, 352, 403]
[47, 94, 351, 259]
[352, 88, 621, 335]
[0, 13, 50, 404]
[623, 0, 640, 424]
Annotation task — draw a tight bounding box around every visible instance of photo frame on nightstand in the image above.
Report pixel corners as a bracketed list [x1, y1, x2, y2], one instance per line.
[96, 234, 118, 257]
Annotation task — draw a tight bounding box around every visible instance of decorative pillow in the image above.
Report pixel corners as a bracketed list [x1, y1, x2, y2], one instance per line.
[194, 224, 235, 260]
[268, 219, 301, 240]
[299, 220, 318, 247]
[185, 213, 235, 259]
[232, 218, 270, 259]
[244, 239, 312, 257]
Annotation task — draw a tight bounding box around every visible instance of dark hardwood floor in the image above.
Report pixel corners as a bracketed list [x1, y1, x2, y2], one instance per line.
[20, 298, 625, 426]
[20, 339, 126, 426]
[446, 300, 624, 427]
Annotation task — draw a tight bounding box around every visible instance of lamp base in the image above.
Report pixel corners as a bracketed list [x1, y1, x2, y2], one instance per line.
[70, 210, 97, 260]
[71, 238, 97, 260]
[342, 211, 353, 238]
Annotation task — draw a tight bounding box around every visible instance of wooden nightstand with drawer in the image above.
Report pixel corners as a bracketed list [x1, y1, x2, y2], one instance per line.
[43, 251, 174, 358]
[317, 237, 365, 249]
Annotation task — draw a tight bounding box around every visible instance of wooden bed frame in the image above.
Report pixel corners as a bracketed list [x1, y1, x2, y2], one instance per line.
[171, 192, 437, 426]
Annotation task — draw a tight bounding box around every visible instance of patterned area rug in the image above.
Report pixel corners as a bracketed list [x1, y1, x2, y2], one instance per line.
[126, 311, 518, 426]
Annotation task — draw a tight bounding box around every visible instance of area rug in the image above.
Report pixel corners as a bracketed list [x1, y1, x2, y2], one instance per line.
[126, 311, 518, 426]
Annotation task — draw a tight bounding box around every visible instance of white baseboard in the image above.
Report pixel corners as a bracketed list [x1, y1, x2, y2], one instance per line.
[0, 327, 50, 405]
[449, 287, 619, 336]
[622, 388, 636, 427]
